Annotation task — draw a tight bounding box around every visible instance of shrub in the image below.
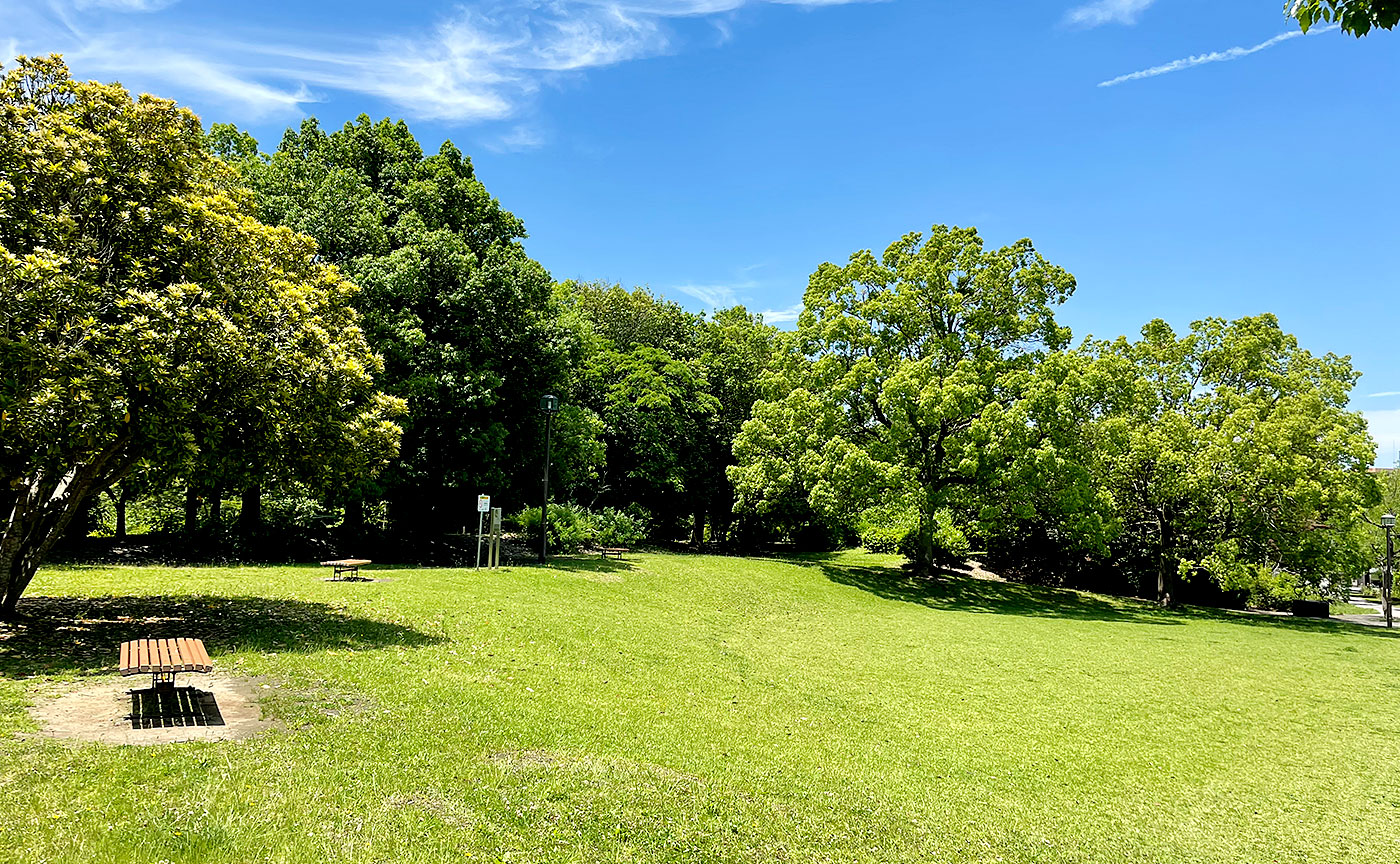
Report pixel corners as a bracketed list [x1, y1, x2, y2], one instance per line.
[591, 507, 646, 548]
[510, 503, 645, 553]
[857, 500, 919, 555]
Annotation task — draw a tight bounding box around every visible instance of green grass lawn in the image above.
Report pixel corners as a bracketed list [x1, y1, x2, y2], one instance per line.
[2, 551, 1398, 863]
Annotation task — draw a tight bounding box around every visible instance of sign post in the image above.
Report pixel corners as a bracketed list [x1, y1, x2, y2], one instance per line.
[489, 507, 503, 568]
[476, 494, 491, 569]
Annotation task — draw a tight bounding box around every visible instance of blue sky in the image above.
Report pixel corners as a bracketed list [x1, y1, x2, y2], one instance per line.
[5, 1, 1400, 455]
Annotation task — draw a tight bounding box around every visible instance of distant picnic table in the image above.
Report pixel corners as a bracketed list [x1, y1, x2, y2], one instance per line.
[320, 558, 372, 580]
[599, 547, 628, 560]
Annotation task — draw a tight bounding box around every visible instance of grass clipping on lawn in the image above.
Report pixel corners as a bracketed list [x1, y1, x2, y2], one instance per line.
[0, 552, 1394, 863]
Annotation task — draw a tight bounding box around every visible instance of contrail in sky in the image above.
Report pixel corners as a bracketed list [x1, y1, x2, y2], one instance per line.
[1098, 24, 1338, 87]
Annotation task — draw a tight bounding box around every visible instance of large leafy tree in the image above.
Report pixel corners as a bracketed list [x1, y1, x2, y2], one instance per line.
[0, 56, 400, 614]
[559, 282, 776, 545]
[1289, 0, 1400, 34]
[561, 283, 715, 540]
[226, 117, 568, 535]
[1087, 316, 1377, 605]
[734, 225, 1081, 568]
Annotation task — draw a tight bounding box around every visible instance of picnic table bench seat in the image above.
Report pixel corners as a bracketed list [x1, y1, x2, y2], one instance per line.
[320, 558, 372, 580]
[120, 638, 212, 689]
[599, 547, 629, 560]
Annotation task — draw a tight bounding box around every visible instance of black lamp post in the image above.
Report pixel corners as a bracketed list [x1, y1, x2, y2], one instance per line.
[1383, 513, 1395, 629]
[539, 395, 561, 563]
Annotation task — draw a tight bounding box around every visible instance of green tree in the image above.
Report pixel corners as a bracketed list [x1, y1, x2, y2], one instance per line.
[733, 225, 1079, 567]
[0, 56, 400, 614]
[226, 117, 568, 535]
[1087, 315, 1377, 605]
[1289, 0, 1400, 34]
[558, 282, 776, 545]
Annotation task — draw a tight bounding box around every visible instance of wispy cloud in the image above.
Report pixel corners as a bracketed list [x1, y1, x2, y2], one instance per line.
[760, 302, 803, 325]
[1368, 391, 1400, 398]
[483, 124, 547, 153]
[7, 0, 871, 123]
[675, 282, 744, 308]
[1098, 24, 1339, 87]
[72, 0, 180, 11]
[1064, 0, 1156, 28]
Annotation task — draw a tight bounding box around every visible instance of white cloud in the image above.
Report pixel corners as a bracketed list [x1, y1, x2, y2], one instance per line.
[760, 302, 803, 325]
[1098, 24, 1339, 87]
[7, 0, 871, 123]
[72, 0, 180, 11]
[72, 38, 312, 118]
[675, 282, 742, 308]
[484, 124, 547, 153]
[1064, 0, 1156, 28]
[1369, 392, 1400, 398]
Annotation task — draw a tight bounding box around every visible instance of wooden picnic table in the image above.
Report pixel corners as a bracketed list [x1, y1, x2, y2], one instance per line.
[119, 638, 213, 689]
[599, 547, 629, 560]
[320, 558, 372, 580]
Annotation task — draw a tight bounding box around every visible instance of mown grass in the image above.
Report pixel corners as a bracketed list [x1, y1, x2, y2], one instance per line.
[1, 551, 1397, 863]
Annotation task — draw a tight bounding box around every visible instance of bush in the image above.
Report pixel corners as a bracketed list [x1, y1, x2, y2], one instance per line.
[511, 503, 646, 553]
[857, 503, 917, 554]
[591, 507, 646, 548]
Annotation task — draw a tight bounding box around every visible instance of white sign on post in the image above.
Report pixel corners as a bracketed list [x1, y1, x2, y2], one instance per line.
[475, 494, 491, 568]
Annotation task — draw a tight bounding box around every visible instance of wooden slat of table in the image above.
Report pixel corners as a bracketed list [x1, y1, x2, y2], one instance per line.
[179, 637, 200, 672]
[120, 638, 214, 676]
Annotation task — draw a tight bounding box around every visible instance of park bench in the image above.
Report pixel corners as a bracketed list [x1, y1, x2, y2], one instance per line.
[320, 558, 372, 580]
[599, 547, 629, 560]
[119, 638, 213, 690]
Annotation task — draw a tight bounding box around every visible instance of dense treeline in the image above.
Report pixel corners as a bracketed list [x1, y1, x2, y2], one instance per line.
[0, 57, 1381, 614]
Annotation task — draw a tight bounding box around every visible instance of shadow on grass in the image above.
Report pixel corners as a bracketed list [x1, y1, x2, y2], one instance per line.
[821, 561, 1184, 626]
[0, 595, 445, 679]
[531, 556, 636, 575]
[821, 559, 1400, 637]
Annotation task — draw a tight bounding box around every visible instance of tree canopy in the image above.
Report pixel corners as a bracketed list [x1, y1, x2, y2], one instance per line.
[1083, 316, 1376, 604]
[733, 225, 1082, 569]
[221, 117, 568, 535]
[0, 56, 400, 613]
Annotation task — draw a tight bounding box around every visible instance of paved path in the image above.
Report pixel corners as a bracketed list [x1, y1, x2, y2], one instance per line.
[1332, 594, 1394, 629]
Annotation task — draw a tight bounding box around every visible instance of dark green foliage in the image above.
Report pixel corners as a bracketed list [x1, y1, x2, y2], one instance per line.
[558, 282, 776, 546]
[1289, 0, 1400, 34]
[228, 116, 570, 534]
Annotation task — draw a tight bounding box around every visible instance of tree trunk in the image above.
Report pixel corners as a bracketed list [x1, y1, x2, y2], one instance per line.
[1, 465, 122, 616]
[240, 483, 262, 540]
[342, 497, 364, 539]
[0, 437, 136, 616]
[690, 510, 706, 548]
[1156, 515, 1173, 607]
[184, 484, 200, 535]
[114, 492, 127, 539]
[208, 487, 222, 535]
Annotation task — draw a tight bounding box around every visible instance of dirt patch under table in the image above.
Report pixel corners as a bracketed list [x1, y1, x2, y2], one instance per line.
[27, 672, 279, 745]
